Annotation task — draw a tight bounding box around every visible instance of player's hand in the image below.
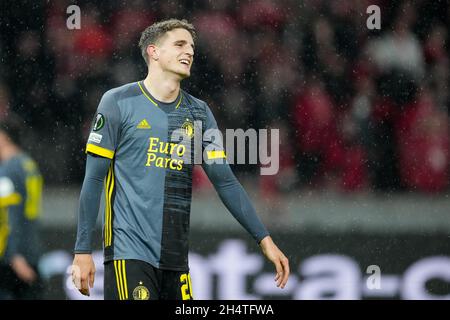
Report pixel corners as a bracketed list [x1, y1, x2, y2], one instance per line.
[10, 255, 37, 284]
[259, 236, 290, 289]
[72, 253, 96, 296]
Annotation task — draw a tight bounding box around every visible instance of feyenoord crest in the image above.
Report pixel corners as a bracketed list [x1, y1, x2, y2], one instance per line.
[93, 113, 105, 131]
[181, 118, 194, 138]
[132, 282, 150, 300]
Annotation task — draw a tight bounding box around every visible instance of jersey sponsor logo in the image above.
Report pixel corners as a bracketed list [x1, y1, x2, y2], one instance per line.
[93, 113, 105, 131]
[146, 137, 186, 170]
[137, 119, 151, 129]
[88, 132, 103, 143]
[181, 118, 194, 138]
[132, 282, 150, 300]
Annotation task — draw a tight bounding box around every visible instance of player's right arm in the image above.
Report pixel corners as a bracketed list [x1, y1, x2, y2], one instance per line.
[72, 91, 120, 296]
[72, 155, 110, 296]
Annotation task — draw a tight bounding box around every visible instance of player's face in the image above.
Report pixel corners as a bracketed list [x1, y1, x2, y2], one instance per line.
[157, 28, 195, 79]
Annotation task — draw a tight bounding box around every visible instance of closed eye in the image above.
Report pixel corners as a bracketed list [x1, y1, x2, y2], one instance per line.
[174, 40, 195, 53]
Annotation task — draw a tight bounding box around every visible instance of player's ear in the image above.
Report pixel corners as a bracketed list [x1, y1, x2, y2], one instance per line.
[147, 45, 159, 61]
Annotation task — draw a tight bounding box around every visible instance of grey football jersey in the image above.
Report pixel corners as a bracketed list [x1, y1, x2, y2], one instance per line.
[85, 81, 225, 271]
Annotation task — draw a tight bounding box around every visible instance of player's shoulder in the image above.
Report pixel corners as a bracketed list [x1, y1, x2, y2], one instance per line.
[181, 90, 216, 123]
[181, 90, 209, 111]
[17, 153, 39, 173]
[0, 154, 24, 178]
[102, 82, 141, 104]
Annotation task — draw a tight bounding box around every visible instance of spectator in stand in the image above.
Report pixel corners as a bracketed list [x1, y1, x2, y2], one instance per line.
[292, 76, 342, 188]
[396, 87, 449, 192]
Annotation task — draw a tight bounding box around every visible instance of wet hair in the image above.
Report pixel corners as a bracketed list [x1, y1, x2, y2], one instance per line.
[138, 18, 196, 65]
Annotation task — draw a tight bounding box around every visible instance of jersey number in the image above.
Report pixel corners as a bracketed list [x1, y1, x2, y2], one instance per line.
[180, 273, 193, 300]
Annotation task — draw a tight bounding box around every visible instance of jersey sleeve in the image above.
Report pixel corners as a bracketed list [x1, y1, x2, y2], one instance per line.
[74, 154, 111, 253]
[85, 91, 121, 159]
[202, 103, 227, 163]
[201, 104, 269, 243]
[202, 162, 270, 243]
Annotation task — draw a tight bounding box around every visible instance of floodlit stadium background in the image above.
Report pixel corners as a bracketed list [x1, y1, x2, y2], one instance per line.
[1, 0, 449, 299]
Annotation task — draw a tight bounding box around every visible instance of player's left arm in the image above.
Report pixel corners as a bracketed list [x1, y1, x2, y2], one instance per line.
[201, 103, 289, 288]
[202, 162, 289, 288]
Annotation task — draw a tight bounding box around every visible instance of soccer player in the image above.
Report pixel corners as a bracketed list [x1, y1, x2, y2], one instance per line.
[72, 19, 289, 300]
[0, 117, 44, 299]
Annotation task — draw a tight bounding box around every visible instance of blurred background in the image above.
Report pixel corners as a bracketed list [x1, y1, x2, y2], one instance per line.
[0, 0, 449, 299]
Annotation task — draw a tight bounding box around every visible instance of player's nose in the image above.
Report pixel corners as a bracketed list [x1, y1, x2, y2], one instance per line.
[185, 46, 194, 57]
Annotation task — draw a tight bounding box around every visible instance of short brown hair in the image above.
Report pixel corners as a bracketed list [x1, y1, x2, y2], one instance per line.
[138, 19, 196, 65]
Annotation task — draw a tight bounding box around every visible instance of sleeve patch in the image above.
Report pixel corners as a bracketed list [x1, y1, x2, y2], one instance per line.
[88, 132, 103, 143]
[93, 113, 105, 131]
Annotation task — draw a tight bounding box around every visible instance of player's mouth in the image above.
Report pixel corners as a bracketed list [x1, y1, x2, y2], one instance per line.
[179, 59, 190, 67]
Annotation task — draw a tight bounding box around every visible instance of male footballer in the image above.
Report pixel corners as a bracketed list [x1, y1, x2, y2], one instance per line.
[72, 19, 289, 300]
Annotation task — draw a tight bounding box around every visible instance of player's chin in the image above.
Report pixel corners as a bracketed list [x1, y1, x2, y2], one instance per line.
[177, 69, 191, 79]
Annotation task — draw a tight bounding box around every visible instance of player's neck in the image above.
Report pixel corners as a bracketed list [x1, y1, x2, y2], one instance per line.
[144, 71, 180, 103]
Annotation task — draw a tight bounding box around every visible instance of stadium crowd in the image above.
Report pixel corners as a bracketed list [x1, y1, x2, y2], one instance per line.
[0, 0, 448, 194]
